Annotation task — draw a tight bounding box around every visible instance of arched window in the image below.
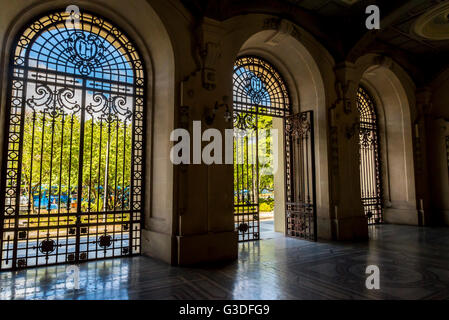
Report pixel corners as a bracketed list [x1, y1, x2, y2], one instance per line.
[1, 11, 145, 270]
[357, 86, 383, 224]
[233, 56, 290, 117]
[233, 56, 291, 242]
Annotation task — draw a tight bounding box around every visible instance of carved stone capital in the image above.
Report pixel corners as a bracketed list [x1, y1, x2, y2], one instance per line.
[372, 55, 393, 70]
[194, 19, 223, 91]
[262, 18, 301, 44]
[200, 41, 221, 90]
[334, 62, 358, 115]
[264, 19, 299, 46]
[416, 87, 433, 116]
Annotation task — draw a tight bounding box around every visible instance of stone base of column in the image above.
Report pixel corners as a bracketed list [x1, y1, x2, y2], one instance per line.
[332, 216, 368, 240]
[317, 216, 333, 240]
[384, 208, 420, 225]
[438, 210, 449, 226]
[177, 231, 238, 265]
[141, 229, 177, 264]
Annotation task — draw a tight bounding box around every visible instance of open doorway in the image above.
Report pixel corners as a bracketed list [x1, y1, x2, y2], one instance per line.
[233, 56, 317, 242]
[233, 56, 291, 242]
[258, 115, 285, 240]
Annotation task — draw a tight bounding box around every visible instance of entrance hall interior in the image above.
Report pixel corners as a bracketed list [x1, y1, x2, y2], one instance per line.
[0, 0, 449, 301]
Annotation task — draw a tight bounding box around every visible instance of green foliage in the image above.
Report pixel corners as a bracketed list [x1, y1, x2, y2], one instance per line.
[21, 110, 132, 211]
[233, 114, 275, 205]
[259, 174, 274, 191]
[257, 115, 274, 194]
[259, 198, 274, 212]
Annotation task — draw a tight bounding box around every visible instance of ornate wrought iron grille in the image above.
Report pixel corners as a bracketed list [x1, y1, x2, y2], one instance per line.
[233, 56, 291, 242]
[0, 11, 145, 270]
[285, 111, 317, 241]
[357, 86, 383, 225]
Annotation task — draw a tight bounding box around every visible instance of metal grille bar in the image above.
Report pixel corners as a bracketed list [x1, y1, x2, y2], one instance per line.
[0, 10, 145, 270]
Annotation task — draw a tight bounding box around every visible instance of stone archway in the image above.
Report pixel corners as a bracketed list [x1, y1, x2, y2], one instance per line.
[0, 0, 176, 264]
[220, 17, 334, 239]
[355, 55, 419, 225]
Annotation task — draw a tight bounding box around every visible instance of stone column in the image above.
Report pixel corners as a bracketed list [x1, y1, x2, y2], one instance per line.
[329, 62, 368, 240]
[175, 18, 238, 265]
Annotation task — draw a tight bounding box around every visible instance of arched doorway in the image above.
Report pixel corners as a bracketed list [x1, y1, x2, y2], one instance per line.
[224, 17, 333, 239]
[233, 56, 291, 242]
[357, 86, 383, 224]
[0, 10, 145, 270]
[232, 55, 316, 242]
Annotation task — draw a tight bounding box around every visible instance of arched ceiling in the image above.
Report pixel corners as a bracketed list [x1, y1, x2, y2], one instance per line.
[181, 0, 449, 86]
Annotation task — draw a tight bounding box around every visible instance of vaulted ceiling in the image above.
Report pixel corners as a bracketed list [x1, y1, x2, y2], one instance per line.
[181, 0, 449, 86]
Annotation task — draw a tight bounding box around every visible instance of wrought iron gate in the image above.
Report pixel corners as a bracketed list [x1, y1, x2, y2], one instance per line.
[357, 87, 383, 225]
[233, 113, 259, 241]
[233, 56, 291, 242]
[0, 11, 144, 270]
[285, 111, 317, 241]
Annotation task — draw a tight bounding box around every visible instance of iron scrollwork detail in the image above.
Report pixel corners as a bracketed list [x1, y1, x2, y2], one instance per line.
[233, 112, 257, 131]
[26, 84, 80, 116]
[65, 32, 106, 76]
[234, 56, 290, 118]
[238, 223, 249, 233]
[360, 127, 375, 148]
[99, 235, 112, 248]
[285, 111, 317, 241]
[86, 93, 132, 122]
[245, 75, 269, 104]
[39, 239, 56, 254]
[285, 112, 311, 138]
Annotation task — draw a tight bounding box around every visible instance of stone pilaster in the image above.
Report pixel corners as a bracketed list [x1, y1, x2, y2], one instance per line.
[329, 62, 368, 240]
[175, 19, 238, 265]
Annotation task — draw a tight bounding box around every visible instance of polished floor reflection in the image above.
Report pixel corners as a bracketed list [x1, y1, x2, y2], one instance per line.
[1, 224, 449, 300]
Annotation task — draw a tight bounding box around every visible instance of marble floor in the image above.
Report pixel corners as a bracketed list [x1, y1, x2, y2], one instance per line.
[259, 219, 283, 240]
[1, 223, 449, 300]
